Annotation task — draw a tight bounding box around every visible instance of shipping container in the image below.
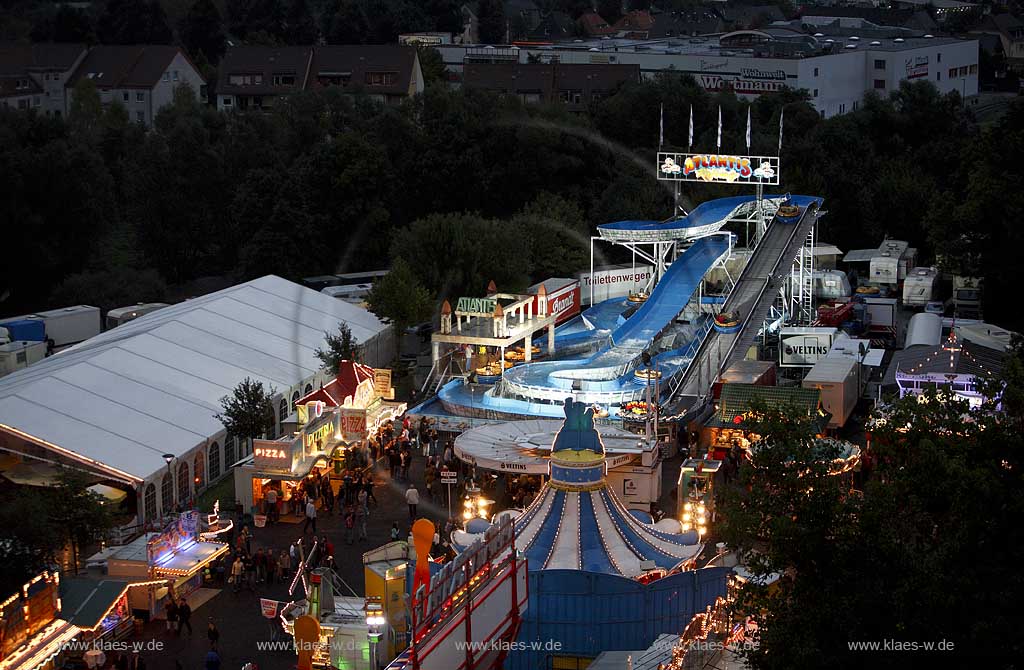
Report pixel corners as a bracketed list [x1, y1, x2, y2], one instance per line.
[779, 327, 838, 367]
[803, 357, 860, 429]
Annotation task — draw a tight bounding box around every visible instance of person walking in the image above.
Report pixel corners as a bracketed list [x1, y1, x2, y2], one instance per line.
[279, 549, 291, 581]
[230, 555, 243, 594]
[356, 493, 368, 541]
[406, 485, 419, 520]
[244, 553, 256, 591]
[204, 648, 221, 670]
[207, 620, 220, 650]
[400, 449, 411, 482]
[344, 505, 356, 545]
[177, 600, 192, 637]
[320, 534, 335, 567]
[164, 598, 178, 634]
[254, 548, 266, 584]
[264, 488, 278, 525]
[390, 522, 400, 541]
[363, 473, 377, 506]
[321, 478, 334, 516]
[303, 498, 317, 535]
[424, 463, 435, 501]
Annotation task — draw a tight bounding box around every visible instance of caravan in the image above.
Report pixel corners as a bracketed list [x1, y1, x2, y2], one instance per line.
[902, 267, 938, 307]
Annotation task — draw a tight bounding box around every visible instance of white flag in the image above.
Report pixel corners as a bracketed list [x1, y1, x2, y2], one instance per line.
[659, 103, 664, 148]
[688, 105, 693, 150]
[745, 108, 751, 151]
[716, 106, 722, 151]
[778, 107, 784, 153]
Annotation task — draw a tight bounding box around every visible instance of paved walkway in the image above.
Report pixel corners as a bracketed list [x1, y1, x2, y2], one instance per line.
[132, 450, 452, 670]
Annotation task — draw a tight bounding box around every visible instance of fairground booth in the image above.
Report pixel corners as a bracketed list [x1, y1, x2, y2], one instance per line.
[701, 383, 829, 460]
[0, 573, 79, 670]
[235, 361, 405, 516]
[83, 509, 229, 621]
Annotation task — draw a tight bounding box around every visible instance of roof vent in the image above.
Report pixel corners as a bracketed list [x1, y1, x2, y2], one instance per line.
[850, 36, 860, 41]
[924, 34, 934, 39]
[845, 43, 857, 49]
[870, 40, 881, 45]
[825, 38, 834, 43]
[894, 37, 905, 42]
[813, 32, 824, 37]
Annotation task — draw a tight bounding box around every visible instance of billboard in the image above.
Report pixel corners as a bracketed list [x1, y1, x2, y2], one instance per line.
[530, 279, 582, 325]
[780, 328, 838, 367]
[657, 152, 780, 185]
[579, 265, 654, 303]
[905, 56, 928, 79]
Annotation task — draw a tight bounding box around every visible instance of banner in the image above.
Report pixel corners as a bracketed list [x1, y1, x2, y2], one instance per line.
[339, 407, 368, 443]
[260, 598, 279, 618]
[657, 152, 780, 185]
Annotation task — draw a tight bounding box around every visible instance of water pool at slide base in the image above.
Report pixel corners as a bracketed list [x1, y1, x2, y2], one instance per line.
[435, 195, 815, 419]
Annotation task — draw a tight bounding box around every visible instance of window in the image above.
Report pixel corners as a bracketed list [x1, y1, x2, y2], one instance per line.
[813, 88, 818, 97]
[290, 390, 300, 411]
[591, 91, 605, 102]
[819, 109, 825, 118]
[936, 72, 941, 81]
[177, 461, 190, 505]
[208, 442, 221, 481]
[365, 72, 397, 86]
[813, 67, 819, 77]
[839, 103, 845, 114]
[172, 70, 179, 81]
[161, 473, 173, 513]
[123, 91, 129, 102]
[136, 110, 144, 122]
[874, 79, 885, 89]
[193, 452, 205, 490]
[224, 436, 236, 469]
[32, 97, 39, 106]
[162, 72, 169, 82]
[853, 101, 859, 111]
[279, 398, 288, 430]
[304, 383, 313, 395]
[136, 91, 144, 102]
[222, 96, 233, 106]
[16, 351, 26, 364]
[145, 484, 157, 520]
[949, 68, 957, 79]
[18, 99, 27, 110]
[959, 66, 968, 76]
[970, 64, 978, 74]
[873, 59, 885, 69]
[937, 52, 941, 63]
[272, 74, 296, 86]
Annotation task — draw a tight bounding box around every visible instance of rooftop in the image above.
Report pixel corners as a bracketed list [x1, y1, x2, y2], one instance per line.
[66, 45, 186, 90]
[0, 43, 87, 76]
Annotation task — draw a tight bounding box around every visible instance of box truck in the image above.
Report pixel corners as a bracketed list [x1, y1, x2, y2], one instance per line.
[803, 357, 860, 429]
[862, 297, 898, 346]
[2, 305, 101, 350]
[0, 340, 47, 377]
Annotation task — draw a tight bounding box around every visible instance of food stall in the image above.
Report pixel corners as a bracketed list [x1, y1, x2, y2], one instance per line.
[702, 384, 829, 460]
[0, 572, 80, 670]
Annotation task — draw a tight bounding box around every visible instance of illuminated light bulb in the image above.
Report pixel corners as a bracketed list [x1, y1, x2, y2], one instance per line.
[684, 502, 693, 512]
[682, 513, 691, 522]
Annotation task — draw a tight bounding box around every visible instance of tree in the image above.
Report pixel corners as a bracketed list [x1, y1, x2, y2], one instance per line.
[97, 0, 172, 44]
[597, 0, 622, 23]
[418, 46, 447, 86]
[68, 77, 104, 141]
[326, 0, 368, 44]
[366, 258, 434, 356]
[180, 0, 226, 64]
[476, 0, 506, 44]
[52, 4, 96, 43]
[316, 321, 360, 370]
[283, 0, 319, 43]
[215, 378, 278, 455]
[50, 268, 167, 316]
[718, 365, 1024, 668]
[513, 192, 589, 279]
[0, 470, 112, 595]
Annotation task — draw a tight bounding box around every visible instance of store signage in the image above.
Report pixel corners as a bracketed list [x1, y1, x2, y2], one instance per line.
[254, 439, 294, 471]
[338, 407, 368, 442]
[296, 400, 325, 426]
[698, 74, 788, 95]
[260, 599, 279, 618]
[147, 512, 200, 565]
[623, 478, 638, 497]
[440, 468, 457, 485]
[304, 414, 335, 451]
[1, 572, 60, 658]
[373, 368, 394, 400]
[780, 330, 837, 367]
[657, 152, 780, 185]
[455, 297, 497, 315]
[905, 56, 928, 79]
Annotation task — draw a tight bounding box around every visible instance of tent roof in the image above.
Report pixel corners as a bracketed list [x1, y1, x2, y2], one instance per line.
[0, 276, 387, 482]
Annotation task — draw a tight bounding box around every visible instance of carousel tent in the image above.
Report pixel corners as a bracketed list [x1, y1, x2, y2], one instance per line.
[453, 399, 700, 578]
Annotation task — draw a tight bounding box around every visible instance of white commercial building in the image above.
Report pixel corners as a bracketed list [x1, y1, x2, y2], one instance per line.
[437, 27, 978, 118]
[0, 275, 393, 525]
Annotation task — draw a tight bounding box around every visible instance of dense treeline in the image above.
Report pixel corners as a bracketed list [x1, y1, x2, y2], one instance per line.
[1, 74, 1022, 330]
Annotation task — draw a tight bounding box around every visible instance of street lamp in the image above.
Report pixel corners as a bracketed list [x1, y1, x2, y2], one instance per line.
[365, 597, 385, 670]
[162, 453, 175, 513]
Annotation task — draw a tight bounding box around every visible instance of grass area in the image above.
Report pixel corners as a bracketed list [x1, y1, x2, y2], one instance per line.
[197, 473, 236, 514]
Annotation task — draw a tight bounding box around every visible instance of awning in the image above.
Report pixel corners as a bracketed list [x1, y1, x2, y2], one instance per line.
[59, 578, 133, 630]
[153, 541, 229, 577]
[89, 484, 128, 504]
